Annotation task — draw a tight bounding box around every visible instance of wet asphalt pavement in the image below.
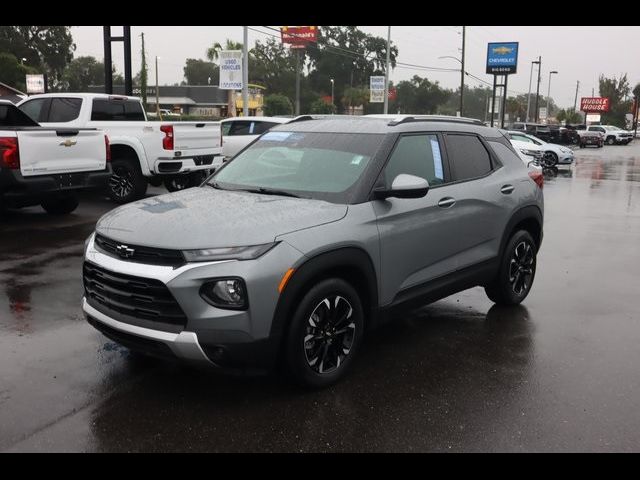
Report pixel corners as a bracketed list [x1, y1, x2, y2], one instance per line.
[2, 144, 640, 452]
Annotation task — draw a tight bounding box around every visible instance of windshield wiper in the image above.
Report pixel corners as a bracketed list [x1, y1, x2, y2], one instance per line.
[242, 187, 304, 199]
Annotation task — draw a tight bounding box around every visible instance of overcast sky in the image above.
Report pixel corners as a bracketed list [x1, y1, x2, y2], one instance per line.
[71, 26, 640, 108]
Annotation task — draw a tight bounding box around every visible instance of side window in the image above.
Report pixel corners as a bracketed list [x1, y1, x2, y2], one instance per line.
[384, 134, 445, 187]
[48, 98, 82, 122]
[511, 134, 532, 143]
[221, 122, 233, 136]
[124, 100, 145, 121]
[446, 134, 493, 182]
[19, 98, 50, 123]
[92, 99, 121, 121]
[253, 122, 278, 135]
[229, 121, 253, 136]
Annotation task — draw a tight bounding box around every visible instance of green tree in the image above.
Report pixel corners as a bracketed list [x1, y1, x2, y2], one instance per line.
[309, 98, 336, 114]
[0, 52, 38, 92]
[60, 56, 103, 91]
[599, 74, 632, 127]
[342, 87, 369, 114]
[139, 32, 148, 107]
[0, 26, 75, 90]
[207, 39, 244, 62]
[394, 75, 450, 114]
[307, 26, 397, 114]
[264, 94, 293, 116]
[183, 58, 218, 85]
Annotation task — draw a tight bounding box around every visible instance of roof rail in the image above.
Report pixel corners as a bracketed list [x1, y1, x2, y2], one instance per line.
[286, 115, 316, 124]
[387, 115, 484, 127]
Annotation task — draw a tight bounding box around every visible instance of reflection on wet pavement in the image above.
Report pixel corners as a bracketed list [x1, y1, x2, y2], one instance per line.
[2, 148, 640, 451]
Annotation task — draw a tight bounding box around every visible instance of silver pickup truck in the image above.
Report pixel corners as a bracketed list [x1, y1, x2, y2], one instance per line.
[0, 100, 110, 215]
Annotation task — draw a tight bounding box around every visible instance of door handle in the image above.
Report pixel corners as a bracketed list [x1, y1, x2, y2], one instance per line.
[500, 184, 515, 194]
[438, 197, 456, 208]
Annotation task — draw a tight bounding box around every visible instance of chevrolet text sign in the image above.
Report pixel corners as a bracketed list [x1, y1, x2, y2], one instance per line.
[486, 42, 519, 74]
[580, 97, 610, 113]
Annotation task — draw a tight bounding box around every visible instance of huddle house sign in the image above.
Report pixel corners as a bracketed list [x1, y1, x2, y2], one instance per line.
[580, 97, 611, 113]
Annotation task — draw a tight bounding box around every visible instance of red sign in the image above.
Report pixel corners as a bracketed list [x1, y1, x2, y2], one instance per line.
[281, 26, 318, 49]
[388, 88, 397, 101]
[580, 97, 610, 112]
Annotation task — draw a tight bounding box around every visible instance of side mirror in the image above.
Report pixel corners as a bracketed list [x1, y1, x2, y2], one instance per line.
[374, 174, 430, 200]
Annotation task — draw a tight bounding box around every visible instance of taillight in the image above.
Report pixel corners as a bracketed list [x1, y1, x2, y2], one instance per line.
[160, 125, 174, 150]
[529, 170, 544, 189]
[104, 135, 111, 162]
[0, 137, 20, 170]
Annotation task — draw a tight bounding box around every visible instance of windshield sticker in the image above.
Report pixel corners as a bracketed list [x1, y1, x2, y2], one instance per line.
[351, 155, 364, 165]
[262, 131, 293, 142]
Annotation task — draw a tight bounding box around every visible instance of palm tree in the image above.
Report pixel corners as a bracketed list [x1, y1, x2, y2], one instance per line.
[207, 39, 244, 117]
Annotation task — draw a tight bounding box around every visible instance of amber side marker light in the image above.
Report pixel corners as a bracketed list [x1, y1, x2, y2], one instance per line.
[278, 268, 296, 293]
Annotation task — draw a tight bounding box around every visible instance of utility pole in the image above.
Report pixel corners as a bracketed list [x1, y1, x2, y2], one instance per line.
[242, 26, 249, 117]
[546, 70, 558, 123]
[383, 26, 391, 115]
[123, 26, 133, 96]
[155, 56, 161, 120]
[534, 56, 542, 122]
[295, 49, 301, 115]
[526, 59, 539, 122]
[140, 32, 148, 109]
[573, 80, 580, 112]
[460, 26, 465, 116]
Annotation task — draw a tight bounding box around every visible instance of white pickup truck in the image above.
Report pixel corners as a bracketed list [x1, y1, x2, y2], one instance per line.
[0, 100, 110, 215]
[17, 93, 223, 203]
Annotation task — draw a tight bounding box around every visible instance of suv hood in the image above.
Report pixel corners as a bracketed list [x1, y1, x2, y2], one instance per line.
[96, 187, 348, 250]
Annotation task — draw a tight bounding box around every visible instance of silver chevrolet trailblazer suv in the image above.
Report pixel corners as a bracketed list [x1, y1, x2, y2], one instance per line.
[83, 115, 544, 388]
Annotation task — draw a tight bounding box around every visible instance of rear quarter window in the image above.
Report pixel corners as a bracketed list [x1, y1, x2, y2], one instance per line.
[445, 134, 493, 181]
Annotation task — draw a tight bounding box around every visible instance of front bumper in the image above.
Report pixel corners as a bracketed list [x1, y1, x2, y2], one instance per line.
[557, 152, 574, 164]
[82, 234, 302, 371]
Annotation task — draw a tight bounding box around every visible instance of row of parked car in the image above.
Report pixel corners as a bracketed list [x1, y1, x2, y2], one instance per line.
[510, 122, 635, 148]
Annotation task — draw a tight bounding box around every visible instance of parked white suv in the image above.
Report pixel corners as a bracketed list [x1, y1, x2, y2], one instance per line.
[221, 117, 292, 160]
[587, 125, 634, 145]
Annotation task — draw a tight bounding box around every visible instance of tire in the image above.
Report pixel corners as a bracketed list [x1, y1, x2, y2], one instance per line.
[285, 278, 364, 389]
[606, 136, 616, 145]
[163, 171, 207, 192]
[108, 159, 148, 204]
[485, 230, 537, 306]
[41, 195, 79, 215]
[542, 151, 558, 167]
[148, 176, 163, 187]
[579, 143, 585, 149]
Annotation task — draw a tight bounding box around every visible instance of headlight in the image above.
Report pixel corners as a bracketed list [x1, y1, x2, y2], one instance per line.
[84, 232, 95, 257]
[200, 278, 247, 309]
[183, 242, 277, 262]
[520, 149, 539, 157]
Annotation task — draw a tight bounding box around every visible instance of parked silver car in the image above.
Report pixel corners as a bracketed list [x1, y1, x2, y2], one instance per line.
[83, 115, 544, 388]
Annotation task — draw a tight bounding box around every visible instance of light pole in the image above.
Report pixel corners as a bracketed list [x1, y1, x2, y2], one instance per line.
[383, 26, 391, 115]
[330, 78, 334, 109]
[546, 70, 558, 123]
[534, 56, 542, 122]
[439, 55, 464, 116]
[155, 56, 161, 120]
[526, 60, 540, 122]
[242, 26, 248, 117]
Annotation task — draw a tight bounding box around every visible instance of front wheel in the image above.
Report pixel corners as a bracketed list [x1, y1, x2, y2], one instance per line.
[542, 151, 558, 167]
[41, 195, 79, 215]
[485, 230, 537, 306]
[606, 136, 616, 145]
[285, 278, 364, 388]
[163, 172, 207, 192]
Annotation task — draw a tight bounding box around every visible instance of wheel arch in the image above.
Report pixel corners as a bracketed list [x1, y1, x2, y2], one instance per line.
[109, 138, 150, 176]
[270, 246, 379, 356]
[500, 205, 543, 256]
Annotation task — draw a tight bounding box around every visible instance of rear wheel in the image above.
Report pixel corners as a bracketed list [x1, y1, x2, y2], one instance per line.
[41, 195, 79, 215]
[108, 159, 148, 204]
[485, 230, 537, 306]
[285, 278, 364, 388]
[606, 136, 616, 145]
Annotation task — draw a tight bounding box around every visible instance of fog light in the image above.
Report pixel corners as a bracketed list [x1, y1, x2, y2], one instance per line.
[200, 278, 247, 310]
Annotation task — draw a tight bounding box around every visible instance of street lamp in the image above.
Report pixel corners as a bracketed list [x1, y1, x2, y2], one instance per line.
[546, 70, 558, 123]
[330, 78, 334, 109]
[439, 55, 464, 116]
[526, 60, 540, 122]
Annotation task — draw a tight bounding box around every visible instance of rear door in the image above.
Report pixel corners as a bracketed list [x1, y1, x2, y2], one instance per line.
[18, 128, 106, 176]
[441, 133, 513, 269]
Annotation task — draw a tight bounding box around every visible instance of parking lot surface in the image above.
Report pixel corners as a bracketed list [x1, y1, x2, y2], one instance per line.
[2, 145, 640, 452]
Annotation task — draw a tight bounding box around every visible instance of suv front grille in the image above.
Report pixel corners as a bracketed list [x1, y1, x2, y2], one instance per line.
[83, 262, 187, 330]
[94, 234, 185, 267]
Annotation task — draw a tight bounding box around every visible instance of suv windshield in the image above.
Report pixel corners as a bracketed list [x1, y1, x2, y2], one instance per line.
[209, 130, 385, 203]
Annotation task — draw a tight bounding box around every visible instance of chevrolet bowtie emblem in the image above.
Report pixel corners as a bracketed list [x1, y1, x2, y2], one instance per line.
[59, 139, 77, 147]
[116, 244, 135, 258]
[492, 46, 513, 55]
